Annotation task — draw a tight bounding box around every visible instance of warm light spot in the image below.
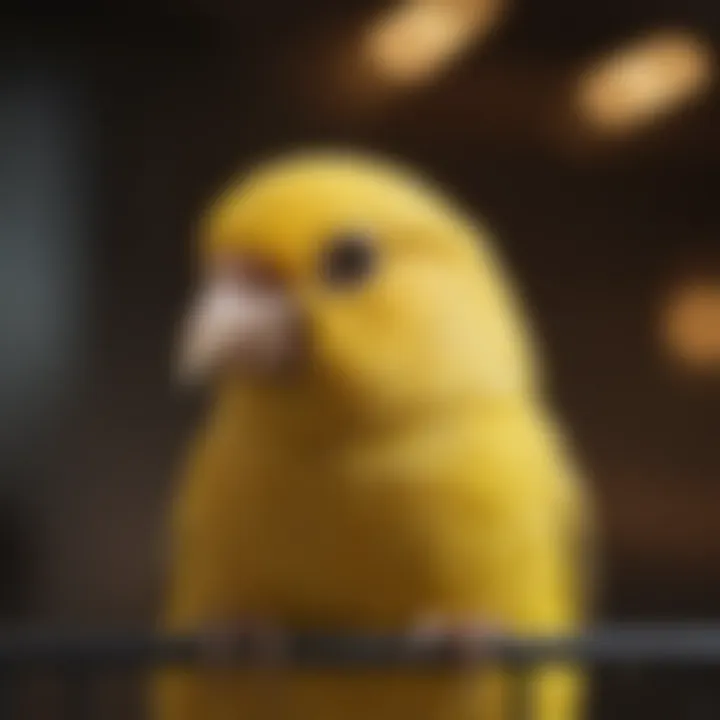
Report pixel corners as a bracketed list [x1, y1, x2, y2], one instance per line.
[576, 29, 715, 135]
[661, 280, 720, 369]
[363, 0, 505, 87]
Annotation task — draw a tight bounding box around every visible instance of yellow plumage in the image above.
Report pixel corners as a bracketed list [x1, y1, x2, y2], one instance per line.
[153, 150, 593, 720]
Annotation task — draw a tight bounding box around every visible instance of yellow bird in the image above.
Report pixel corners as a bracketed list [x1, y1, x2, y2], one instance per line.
[153, 150, 594, 720]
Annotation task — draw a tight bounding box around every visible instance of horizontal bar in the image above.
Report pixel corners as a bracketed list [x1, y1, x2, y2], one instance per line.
[3, 625, 720, 670]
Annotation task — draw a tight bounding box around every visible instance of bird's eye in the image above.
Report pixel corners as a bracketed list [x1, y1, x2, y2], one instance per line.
[319, 232, 377, 288]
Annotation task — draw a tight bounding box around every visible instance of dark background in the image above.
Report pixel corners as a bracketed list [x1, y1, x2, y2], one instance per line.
[1, 1, 719, 717]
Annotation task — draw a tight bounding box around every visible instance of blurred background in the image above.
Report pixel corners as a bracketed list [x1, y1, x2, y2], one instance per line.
[1, 0, 719, 717]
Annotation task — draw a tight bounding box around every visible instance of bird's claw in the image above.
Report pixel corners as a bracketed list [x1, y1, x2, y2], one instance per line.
[409, 615, 501, 665]
[199, 619, 288, 667]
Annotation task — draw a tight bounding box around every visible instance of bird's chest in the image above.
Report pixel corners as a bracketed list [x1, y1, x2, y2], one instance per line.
[235, 435, 496, 626]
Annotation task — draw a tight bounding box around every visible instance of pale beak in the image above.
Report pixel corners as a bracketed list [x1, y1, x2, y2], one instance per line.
[174, 276, 301, 385]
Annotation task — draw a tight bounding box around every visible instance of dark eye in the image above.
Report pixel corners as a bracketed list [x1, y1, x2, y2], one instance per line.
[319, 232, 377, 288]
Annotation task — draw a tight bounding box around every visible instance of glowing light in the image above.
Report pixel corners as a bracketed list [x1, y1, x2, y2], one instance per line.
[363, 0, 505, 87]
[661, 280, 720, 370]
[576, 29, 715, 134]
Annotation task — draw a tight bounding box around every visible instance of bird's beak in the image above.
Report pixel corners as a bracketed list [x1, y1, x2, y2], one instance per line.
[174, 270, 302, 386]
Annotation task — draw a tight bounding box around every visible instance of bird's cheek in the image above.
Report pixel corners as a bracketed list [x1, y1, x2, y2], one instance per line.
[303, 307, 370, 390]
[305, 307, 410, 407]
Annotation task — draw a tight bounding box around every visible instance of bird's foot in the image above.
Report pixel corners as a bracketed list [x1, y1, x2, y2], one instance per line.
[199, 618, 288, 667]
[408, 615, 501, 666]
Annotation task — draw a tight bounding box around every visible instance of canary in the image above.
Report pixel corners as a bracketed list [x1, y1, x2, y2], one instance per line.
[153, 150, 593, 720]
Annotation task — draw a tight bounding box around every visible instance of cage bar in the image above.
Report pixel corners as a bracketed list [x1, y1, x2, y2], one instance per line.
[3, 625, 720, 670]
[1, 626, 720, 719]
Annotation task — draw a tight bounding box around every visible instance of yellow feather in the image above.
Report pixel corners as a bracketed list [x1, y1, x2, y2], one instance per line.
[153, 150, 593, 720]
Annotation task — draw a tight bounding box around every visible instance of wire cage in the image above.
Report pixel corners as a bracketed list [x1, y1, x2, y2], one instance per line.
[3, 625, 720, 719]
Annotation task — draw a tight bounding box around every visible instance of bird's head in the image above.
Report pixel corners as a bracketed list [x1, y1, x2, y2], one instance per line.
[175, 150, 538, 422]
